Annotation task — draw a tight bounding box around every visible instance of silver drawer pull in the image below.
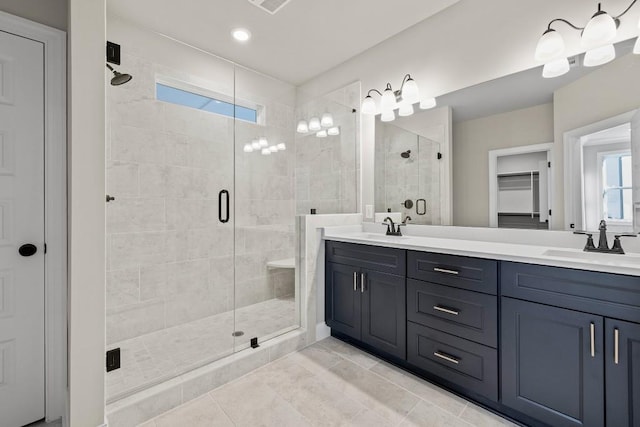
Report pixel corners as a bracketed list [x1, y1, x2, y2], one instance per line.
[434, 267, 459, 275]
[353, 272, 357, 292]
[614, 328, 619, 365]
[433, 351, 460, 365]
[590, 322, 595, 358]
[433, 305, 460, 316]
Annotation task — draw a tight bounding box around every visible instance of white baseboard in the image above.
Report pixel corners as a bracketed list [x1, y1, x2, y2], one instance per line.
[316, 323, 331, 341]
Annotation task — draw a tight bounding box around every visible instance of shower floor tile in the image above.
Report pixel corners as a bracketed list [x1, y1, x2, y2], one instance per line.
[106, 295, 297, 401]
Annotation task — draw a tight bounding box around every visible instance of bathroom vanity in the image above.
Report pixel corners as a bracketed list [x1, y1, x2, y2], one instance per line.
[324, 229, 640, 427]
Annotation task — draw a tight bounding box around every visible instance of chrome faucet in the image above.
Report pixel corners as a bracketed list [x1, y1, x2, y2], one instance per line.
[383, 217, 403, 236]
[574, 220, 637, 254]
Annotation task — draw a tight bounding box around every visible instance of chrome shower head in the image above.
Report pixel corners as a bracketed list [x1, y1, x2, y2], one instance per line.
[401, 150, 411, 159]
[106, 64, 133, 86]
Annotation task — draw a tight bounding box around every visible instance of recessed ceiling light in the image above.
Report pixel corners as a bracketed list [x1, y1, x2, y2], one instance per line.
[232, 28, 251, 42]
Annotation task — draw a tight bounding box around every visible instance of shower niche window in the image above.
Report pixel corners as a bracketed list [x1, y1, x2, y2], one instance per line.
[105, 19, 299, 403]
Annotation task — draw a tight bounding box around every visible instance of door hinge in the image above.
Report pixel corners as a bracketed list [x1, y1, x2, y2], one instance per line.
[437, 152, 443, 160]
[548, 161, 551, 168]
[44, 243, 47, 254]
[549, 209, 552, 216]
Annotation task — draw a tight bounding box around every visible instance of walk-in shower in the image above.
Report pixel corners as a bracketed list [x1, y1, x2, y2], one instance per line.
[104, 16, 358, 403]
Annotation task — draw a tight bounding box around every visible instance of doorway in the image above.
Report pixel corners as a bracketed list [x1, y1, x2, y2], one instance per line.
[0, 11, 67, 427]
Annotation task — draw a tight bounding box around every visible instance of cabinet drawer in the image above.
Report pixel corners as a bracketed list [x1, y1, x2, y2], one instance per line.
[407, 279, 497, 348]
[407, 251, 497, 295]
[326, 241, 406, 276]
[407, 322, 498, 401]
[501, 261, 640, 323]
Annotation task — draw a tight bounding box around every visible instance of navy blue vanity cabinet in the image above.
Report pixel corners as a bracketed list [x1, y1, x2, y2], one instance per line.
[501, 261, 640, 427]
[325, 262, 362, 339]
[325, 241, 406, 359]
[502, 298, 605, 427]
[406, 251, 499, 401]
[605, 319, 640, 427]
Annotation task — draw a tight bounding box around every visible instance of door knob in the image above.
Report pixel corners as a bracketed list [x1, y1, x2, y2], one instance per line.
[19, 244, 37, 257]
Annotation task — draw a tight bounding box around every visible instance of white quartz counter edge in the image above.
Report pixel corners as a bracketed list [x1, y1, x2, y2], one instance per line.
[322, 227, 640, 277]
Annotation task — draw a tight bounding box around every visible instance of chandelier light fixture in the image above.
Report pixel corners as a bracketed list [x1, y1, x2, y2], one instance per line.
[361, 74, 436, 121]
[535, 1, 640, 78]
[243, 137, 286, 155]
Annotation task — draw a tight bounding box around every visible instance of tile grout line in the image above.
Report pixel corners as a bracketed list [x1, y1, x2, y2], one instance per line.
[316, 339, 473, 419]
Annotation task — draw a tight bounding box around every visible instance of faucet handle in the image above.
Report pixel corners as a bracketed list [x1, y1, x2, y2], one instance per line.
[614, 233, 638, 238]
[574, 231, 596, 251]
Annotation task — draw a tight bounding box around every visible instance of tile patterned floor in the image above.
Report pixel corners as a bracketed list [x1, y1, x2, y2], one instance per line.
[137, 337, 520, 427]
[107, 296, 296, 401]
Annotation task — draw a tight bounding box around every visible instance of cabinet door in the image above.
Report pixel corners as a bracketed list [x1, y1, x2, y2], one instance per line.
[361, 270, 406, 359]
[325, 262, 361, 339]
[502, 298, 604, 427]
[606, 318, 640, 427]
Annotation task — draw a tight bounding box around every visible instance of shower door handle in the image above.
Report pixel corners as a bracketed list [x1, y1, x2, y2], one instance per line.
[218, 190, 230, 223]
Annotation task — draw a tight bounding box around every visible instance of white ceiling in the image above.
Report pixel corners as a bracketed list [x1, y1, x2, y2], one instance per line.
[107, 0, 460, 85]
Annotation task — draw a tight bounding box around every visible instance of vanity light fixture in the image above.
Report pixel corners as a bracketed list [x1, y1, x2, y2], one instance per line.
[243, 143, 254, 153]
[362, 74, 437, 121]
[277, 143, 286, 150]
[296, 113, 338, 138]
[259, 137, 269, 148]
[261, 148, 271, 155]
[251, 139, 261, 150]
[534, 1, 640, 78]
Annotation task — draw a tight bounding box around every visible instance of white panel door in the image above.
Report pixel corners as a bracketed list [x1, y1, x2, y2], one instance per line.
[0, 31, 45, 427]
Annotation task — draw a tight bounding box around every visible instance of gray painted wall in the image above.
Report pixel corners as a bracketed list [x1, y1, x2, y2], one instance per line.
[1, 0, 68, 30]
[453, 103, 554, 227]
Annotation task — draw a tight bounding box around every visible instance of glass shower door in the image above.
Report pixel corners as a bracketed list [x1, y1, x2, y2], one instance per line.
[231, 66, 299, 350]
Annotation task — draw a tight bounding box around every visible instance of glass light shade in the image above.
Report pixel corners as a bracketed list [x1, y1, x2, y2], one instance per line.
[381, 111, 395, 122]
[296, 120, 309, 133]
[634, 37, 640, 54]
[259, 137, 268, 148]
[243, 144, 253, 153]
[398, 102, 414, 117]
[380, 87, 396, 113]
[251, 139, 261, 150]
[361, 95, 376, 114]
[542, 57, 570, 78]
[584, 44, 615, 67]
[277, 143, 286, 150]
[582, 11, 617, 49]
[321, 113, 334, 128]
[420, 97, 437, 109]
[308, 117, 321, 131]
[316, 130, 328, 138]
[401, 78, 419, 104]
[534, 29, 565, 62]
[327, 127, 340, 136]
[261, 148, 271, 155]
[269, 145, 278, 153]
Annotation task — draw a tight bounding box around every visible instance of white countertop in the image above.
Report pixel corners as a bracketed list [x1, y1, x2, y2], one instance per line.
[322, 225, 640, 277]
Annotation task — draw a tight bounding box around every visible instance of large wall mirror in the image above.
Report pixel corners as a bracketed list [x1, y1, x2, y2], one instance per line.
[371, 38, 640, 231]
